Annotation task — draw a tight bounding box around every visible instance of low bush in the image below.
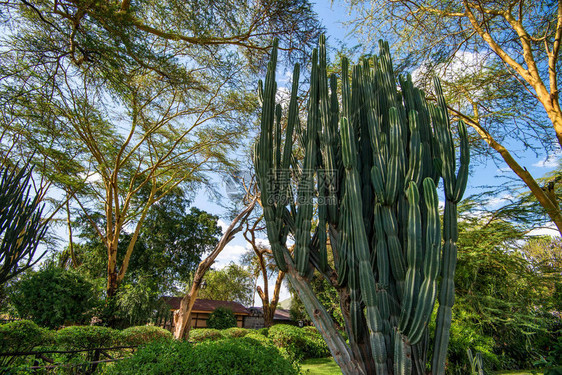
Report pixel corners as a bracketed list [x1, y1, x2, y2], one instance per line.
[0, 320, 52, 352]
[109, 337, 299, 375]
[245, 331, 274, 345]
[56, 325, 120, 349]
[268, 324, 329, 361]
[257, 327, 269, 337]
[0, 320, 53, 370]
[206, 306, 237, 329]
[121, 325, 172, 346]
[222, 327, 250, 338]
[189, 328, 224, 342]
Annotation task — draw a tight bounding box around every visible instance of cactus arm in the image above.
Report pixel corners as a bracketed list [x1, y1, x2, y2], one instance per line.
[407, 178, 442, 344]
[431, 79, 469, 375]
[399, 181, 422, 333]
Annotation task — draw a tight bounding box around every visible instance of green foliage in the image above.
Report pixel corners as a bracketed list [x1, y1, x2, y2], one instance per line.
[56, 325, 120, 349]
[222, 327, 250, 338]
[245, 331, 274, 346]
[108, 337, 299, 375]
[1, 0, 321, 304]
[67, 192, 222, 327]
[452, 206, 562, 370]
[189, 328, 224, 342]
[0, 320, 53, 371]
[11, 267, 97, 329]
[443, 312, 499, 373]
[257, 327, 270, 337]
[0, 163, 48, 286]
[268, 324, 330, 361]
[206, 307, 237, 330]
[120, 325, 173, 346]
[197, 263, 254, 306]
[0, 320, 51, 352]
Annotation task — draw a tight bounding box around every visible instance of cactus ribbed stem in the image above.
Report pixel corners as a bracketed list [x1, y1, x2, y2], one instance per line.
[255, 36, 468, 375]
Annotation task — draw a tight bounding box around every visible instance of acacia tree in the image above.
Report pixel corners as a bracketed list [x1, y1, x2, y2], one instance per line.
[344, 0, 562, 234]
[0, 0, 322, 300]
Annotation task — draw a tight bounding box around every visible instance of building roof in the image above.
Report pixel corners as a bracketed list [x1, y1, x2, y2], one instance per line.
[248, 307, 293, 321]
[162, 297, 250, 315]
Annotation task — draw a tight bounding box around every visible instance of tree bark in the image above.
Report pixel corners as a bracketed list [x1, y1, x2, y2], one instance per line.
[172, 198, 256, 339]
[284, 257, 367, 375]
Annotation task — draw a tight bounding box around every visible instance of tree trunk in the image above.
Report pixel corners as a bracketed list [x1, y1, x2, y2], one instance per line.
[262, 302, 276, 328]
[172, 198, 256, 339]
[283, 254, 367, 375]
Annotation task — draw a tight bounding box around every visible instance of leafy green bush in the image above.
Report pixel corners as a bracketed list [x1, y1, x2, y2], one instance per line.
[189, 328, 224, 342]
[268, 324, 329, 361]
[206, 306, 237, 329]
[222, 327, 250, 338]
[56, 325, 119, 349]
[257, 327, 269, 337]
[121, 325, 172, 346]
[109, 337, 299, 374]
[0, 320, 53, 370]
[245, 331, 274, 345]
[0, 320, 52, 352]
[11, 267, 97, 328]
[442, 316, 499, 373]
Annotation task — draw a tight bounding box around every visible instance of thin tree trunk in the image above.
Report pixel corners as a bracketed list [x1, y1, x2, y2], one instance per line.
[173, 198, 256, 339]
[283, 256, 367, 375]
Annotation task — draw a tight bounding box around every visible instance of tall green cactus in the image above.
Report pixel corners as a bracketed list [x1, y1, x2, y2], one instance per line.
[254, 36, 469, 375]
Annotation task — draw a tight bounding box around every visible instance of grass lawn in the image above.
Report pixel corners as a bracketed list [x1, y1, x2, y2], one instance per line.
[300, 358, 554, 375]
[300, 358, 342, 374]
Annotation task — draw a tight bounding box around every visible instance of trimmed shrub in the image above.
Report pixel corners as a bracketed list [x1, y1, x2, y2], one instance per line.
[245, 331, 274, 345]
[11, 267, 97, 329]
[268, 324, 329, 361]
[56, 325, 120, 349]
[189, 328, 224, 342]
[257, 327, 269, 337]
[0, 320, 53, 370]
[121, 325, 172, 346]
[222, 327, 250, 338]
[108, 337, 299, 375]
[206, 306, 237, 329]
[0, 320, 52, 352]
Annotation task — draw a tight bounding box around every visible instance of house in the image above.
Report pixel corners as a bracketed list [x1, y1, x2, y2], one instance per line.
[243, 307, 295, 329]
[161, 297, 250, 329]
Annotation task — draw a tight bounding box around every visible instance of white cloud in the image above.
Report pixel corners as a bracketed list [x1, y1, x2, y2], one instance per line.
[527, 222, 561, 237]
[485, 193, 514, 208]
[213, 244, 248, 268]
[496, 166, 512, 174]
[533, 153, 560, 168]
[79, 171, 102, 184]
[216, 219, 229, 234]
[255, 238, 270, 248]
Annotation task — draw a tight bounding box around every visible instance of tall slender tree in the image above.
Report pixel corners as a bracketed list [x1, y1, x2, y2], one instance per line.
[0, 0, 322, 300]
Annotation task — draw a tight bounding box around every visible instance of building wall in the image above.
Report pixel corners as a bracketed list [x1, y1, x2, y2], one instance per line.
[189, 312, 245, 328]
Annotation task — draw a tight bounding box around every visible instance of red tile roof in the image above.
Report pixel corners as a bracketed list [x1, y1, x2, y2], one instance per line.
[162, 297, 249, 315]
